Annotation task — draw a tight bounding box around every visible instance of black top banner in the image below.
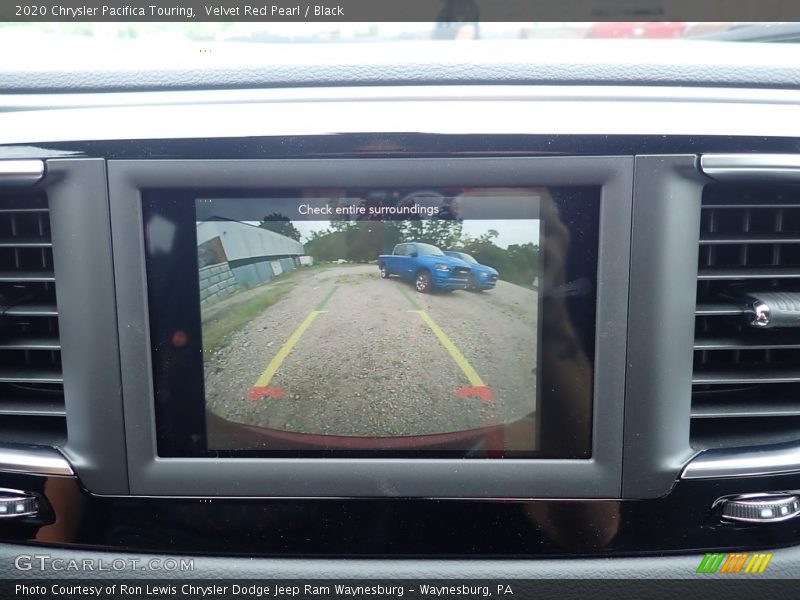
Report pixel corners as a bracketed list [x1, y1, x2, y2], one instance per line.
[3, 0, 800, 22]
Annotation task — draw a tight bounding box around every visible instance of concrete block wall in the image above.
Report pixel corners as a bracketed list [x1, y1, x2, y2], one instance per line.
[200, 258, 302, 307]
[199, 262, 240, 306]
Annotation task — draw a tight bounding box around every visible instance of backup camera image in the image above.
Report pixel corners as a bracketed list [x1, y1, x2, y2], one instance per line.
[196, 189, 541, 454]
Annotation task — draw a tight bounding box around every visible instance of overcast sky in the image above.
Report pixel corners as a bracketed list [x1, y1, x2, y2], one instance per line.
[292, 219, 540, 249]
[201, 191, 541, 249]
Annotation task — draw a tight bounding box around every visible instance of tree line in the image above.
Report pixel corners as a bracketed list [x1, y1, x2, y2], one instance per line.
[259, 217, 539, 287]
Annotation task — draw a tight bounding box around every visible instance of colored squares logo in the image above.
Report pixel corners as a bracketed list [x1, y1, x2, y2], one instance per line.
[697, 552, 773, 574]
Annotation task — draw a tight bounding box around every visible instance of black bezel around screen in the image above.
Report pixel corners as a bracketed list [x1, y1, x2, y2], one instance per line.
[109, 158, 632, 497]
[144, 186, 596, 460]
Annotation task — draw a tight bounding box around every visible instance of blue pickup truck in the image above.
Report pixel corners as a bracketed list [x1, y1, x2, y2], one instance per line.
[378, 242, 471, 293]
[443, 251, 499, 291]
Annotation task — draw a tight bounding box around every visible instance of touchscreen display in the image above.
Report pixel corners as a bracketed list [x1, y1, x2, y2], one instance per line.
[197, 189, 541, 453]
[143, 186, 598, 459]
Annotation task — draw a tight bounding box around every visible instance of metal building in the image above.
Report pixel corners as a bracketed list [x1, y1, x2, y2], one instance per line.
[196, 220, 308, 305]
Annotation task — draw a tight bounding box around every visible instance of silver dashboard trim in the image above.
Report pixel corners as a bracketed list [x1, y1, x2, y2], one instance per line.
[6, 85, 800, 110]
[0, 160, 44, 184]
[682, 443, 800, 480]
[701, 153, 800, 181]
[2, 86, 800, 145]
[0, 445, 74, 477]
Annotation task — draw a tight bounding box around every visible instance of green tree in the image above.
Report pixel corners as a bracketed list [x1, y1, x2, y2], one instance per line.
[305, 221, 403, 263]
[258, 213, 301, 241]
[400, 219, 463, 249]
[457, 231, 539, 287]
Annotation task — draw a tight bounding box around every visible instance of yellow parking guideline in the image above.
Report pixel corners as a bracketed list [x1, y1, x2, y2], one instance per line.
[252, 310, 326, 388]
[410, 309, 485, 387]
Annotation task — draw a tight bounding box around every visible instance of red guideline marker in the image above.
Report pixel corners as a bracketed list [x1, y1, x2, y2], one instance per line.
[248, 386, 284, 401]
[457, 386, 493, 403]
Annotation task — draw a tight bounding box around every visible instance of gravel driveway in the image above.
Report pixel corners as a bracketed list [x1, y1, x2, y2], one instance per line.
[204, 264, 538, 443]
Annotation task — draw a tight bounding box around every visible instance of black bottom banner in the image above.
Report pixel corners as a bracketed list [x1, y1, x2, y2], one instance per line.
[1, 579, 797, 600]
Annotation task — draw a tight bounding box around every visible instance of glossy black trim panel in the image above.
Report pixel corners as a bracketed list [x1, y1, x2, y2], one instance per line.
[2, 471, 800, 557]
[4, 134, 800, 162]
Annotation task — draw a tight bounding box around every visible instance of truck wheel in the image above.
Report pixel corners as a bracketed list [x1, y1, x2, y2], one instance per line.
[380, 264, 390, 279]
[415, 270, 432, 293]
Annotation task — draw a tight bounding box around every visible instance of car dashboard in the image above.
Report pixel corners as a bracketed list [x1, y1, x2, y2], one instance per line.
[2, 39, 800, 580]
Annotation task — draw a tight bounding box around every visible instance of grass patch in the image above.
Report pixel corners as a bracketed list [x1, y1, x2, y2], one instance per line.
[202, 285, 293, 356]
[333, 272, 375, 285]
[486, 296, 529, 319]
[261, 263, 356, 286]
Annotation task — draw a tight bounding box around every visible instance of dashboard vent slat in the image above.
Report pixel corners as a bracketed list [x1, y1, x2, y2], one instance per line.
[694, 332, 800, 350]
[0, 368, 64, 385]
[692, 400, 800, 419]
[0, 208, 48, 214]
[695, 303, 743, 316]
[0, 399, 65, 417]
[0, 237, 52, 248]
[0, 186, 66, 445]
[693, 369, 800, 385]
[697, 267, 800, 280]
[0, 337, 61, 351]
[700, 233, 800, 245]
[0, 368, 64, 383]
[702, 203, 800, 209]
[692, 182, 800, 450]
[0, 271, 56, 282]
[4, 302, 58, 317]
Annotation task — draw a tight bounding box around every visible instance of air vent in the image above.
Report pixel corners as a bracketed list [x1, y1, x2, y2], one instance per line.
[692, 183, 800, 450]
[0, 188, 66, 445]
